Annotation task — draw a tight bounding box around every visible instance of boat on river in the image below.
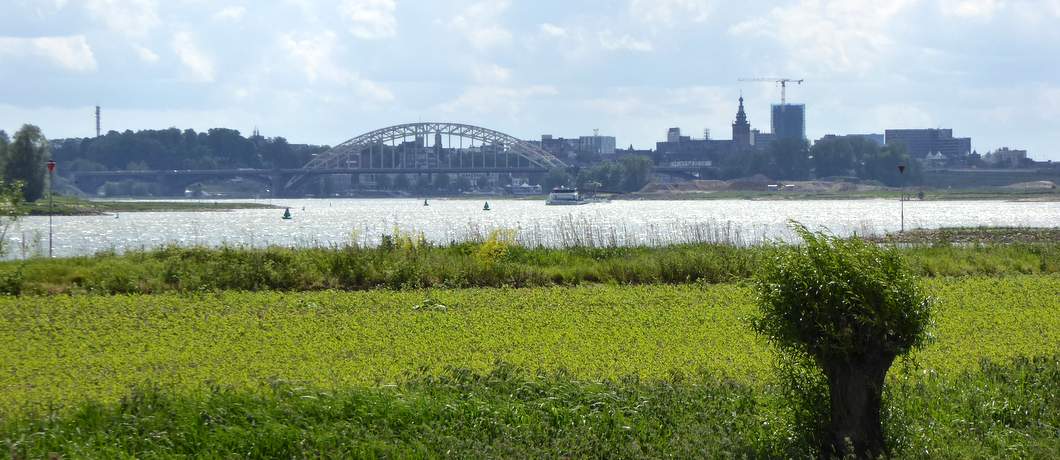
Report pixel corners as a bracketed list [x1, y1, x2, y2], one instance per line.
[546, 188, 588, 205]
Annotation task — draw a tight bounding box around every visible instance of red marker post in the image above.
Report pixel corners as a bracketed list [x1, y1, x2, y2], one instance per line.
[47, 160, 56, 257]
[897, 164, 906, 233]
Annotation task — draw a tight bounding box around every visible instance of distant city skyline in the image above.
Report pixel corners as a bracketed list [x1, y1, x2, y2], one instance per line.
[1, 0, 1058, 160]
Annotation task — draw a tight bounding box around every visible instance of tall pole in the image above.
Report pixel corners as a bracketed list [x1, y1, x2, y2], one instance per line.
[897, 164, 906, 233]
[47, 159, 56, 257]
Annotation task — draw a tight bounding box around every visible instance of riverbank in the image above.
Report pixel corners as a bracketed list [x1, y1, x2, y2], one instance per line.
[869, 226, 1060, 245]
[2, 237, 1056, 295]
[628, 187, 1060, 201]
[17, 196, 280, 216]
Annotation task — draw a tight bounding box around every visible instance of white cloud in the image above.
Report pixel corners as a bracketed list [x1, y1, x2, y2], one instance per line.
[1036, 86, 1060, 121]
[279, 31, 394, 103]
[729, 0, 917, 75]
[449, 1, 512, 51]
[0, 35, 97, 72]
[84, 0, 160, 37]
[280, 31, 339, 83]
[630, 0, 712, 24]
[213, 6, 247, 22]
[172, 31, 215, 82]
[598, 31, 653, 52]
[133, 44, 159, 63]
[871, 103, 935, 129]
[472, 63, 511, 83]
[539, 23, 567, 38]
[339, 0, 397, 40]
[939, 0, 1003, 18]
[440, 85, 557, 116]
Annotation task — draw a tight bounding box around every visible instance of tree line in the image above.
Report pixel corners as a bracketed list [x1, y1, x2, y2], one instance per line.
[719, 137, 922, 186]
[51, 128, 328, 173]
[0, 125, 50, 202]
[542, 155, 654, 193]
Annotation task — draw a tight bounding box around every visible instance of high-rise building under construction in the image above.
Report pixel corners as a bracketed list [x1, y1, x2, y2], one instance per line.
[771, 104, 805, 141]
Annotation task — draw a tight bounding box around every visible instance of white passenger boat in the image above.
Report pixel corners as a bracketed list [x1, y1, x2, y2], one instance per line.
[546, 187, 588, 205]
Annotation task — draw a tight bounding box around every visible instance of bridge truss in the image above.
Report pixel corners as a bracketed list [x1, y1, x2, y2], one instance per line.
[288, 122, 566, 190]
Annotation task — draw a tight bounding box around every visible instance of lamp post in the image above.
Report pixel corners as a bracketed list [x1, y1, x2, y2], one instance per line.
[897, 164, 906, 233]
[47, 159, 56, 257]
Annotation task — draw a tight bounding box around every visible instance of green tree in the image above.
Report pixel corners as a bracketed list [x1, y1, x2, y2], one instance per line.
[770, 138, 811, 180]
[861, 144, 920, 186]
[0, 130, 9, 175]
[541, 168, 571, 191]
[260, 137, 296, 168]
[4, 125, 50, 202]
[753, 224, 932, 458]
[811, 137, 857, 178]
[0, 181, 24, 259]
[618, 155, 653, 192]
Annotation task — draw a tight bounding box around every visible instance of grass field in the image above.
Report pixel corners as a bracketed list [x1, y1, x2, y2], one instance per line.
[2, 276, 1058, 457]
[2, 275, 1058, 457]
[3, 276, 1057, 414]
[3, 241, 1058, 295]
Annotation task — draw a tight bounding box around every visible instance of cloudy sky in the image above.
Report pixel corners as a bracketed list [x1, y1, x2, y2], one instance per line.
[2, 0, 1059, 160]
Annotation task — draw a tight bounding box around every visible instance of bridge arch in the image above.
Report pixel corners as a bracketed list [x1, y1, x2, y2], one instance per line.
[286, 122, 566, 190]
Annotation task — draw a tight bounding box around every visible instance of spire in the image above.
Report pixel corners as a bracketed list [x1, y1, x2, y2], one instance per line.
[732, 94, 751, 148]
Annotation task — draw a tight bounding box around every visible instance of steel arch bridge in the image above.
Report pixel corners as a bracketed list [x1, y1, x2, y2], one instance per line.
[287, 122, 566, 190]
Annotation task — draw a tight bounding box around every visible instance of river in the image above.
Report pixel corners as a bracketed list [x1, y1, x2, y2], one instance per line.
[4, 198, 1058, 258]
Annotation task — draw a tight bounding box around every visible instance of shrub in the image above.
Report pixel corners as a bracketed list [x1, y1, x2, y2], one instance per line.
[752, 223, 932, 458]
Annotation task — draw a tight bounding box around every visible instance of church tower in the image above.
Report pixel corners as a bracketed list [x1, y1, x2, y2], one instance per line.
[732, 96, 751, 148]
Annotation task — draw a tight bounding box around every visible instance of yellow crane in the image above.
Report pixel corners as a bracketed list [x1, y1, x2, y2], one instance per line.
[738, 77, 804, 105]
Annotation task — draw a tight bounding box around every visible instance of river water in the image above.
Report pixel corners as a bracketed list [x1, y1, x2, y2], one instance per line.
[4, 198, 1058, 258]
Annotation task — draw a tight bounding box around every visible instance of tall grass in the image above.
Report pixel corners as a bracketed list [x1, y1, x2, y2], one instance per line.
[4, 356, 1056, 458]
[1, 236, 1057, 295]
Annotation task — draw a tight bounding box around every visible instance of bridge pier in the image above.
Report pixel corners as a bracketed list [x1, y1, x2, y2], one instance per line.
[158, 175, 187, 196]
[270, 172, 295, 198]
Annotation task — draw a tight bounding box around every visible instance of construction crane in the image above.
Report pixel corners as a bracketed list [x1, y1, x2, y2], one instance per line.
[737, 77, 804, 105]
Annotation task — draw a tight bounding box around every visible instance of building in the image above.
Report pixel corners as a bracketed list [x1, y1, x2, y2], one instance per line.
[578, 134, 616, 155]
[983, 147, 1028, 167]
[884, 129, 971, 158]
[614, 144, 654, 159]
[815, 133, 885, 147]
[537, 133, 616, 160]
[771, 104, 806, 141]
[732, 96, 751, 148]
[656, 126, 735, 164]
[667, 127, 689, 143]
[751, 129, 774, 147]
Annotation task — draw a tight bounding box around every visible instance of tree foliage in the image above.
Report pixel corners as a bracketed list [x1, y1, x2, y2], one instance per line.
[50, 128, 326, 173]
[769, 138, 812, 180]
[753, 223, 932, 458]
[0, 181, 24, 258]
[567, 155, 654, 193]
[0, 130, 9, 173]
[859, 144, 921, 186]
[4, 125, 49, 202]
[541, 168, 570, 191]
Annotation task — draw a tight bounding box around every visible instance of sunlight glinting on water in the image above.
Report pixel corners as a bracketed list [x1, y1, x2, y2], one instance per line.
[6, 198, 1058, 258]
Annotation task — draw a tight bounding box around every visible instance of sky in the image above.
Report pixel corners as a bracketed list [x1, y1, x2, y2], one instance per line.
[1, 0, 1059, 160]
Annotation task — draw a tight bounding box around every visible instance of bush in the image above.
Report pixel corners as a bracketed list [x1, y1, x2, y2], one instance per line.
[752, 223, 932, 458]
